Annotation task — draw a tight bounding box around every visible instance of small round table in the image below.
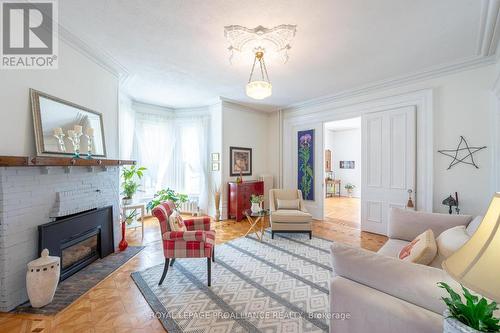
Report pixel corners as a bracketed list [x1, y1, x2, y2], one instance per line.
[243, 209, 270, 241]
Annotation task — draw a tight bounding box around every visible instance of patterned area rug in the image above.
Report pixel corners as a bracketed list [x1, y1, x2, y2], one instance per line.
[131, 232, 332, 332]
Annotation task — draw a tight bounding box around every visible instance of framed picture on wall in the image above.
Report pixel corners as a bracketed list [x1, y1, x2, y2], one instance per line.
[297, 129, 315, 201]
[211, 153, 220, 161]
[340, 161, 355, 169]
[229, 147, 252, 176]
[212, 162, 220, 171]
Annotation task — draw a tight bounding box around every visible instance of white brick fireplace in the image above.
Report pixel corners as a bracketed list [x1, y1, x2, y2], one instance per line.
[0, 166, 120, 311]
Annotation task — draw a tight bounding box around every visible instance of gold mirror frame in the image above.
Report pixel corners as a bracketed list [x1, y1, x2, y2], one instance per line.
[30, 89, 107, 157]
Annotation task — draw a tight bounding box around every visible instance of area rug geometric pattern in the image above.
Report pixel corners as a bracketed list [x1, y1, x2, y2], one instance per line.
[131, 232, 332, 332]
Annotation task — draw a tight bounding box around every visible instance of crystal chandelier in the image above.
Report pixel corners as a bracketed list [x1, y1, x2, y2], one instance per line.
[246, 50, 272, 100]
[224, 24, 296, 100]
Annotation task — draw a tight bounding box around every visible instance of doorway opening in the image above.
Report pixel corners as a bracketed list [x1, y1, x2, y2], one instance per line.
[323, 117, 361, 229]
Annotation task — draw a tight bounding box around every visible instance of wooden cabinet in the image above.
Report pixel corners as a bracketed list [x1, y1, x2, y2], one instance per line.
[227, 181, 264, 221]
[325, 149, 332, 172]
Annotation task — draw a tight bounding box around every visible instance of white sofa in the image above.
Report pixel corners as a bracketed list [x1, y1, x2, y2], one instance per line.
[329, 209, 479, 333]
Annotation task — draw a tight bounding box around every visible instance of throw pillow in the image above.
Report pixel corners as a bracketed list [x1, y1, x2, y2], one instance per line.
[398, 229, 437, 265]
[430, 225, 470, 268]
[436, 225, 470, 258]
[466, 216, 483, 236]
[168, 211, 187, 232]
[277, 199, 300, 210]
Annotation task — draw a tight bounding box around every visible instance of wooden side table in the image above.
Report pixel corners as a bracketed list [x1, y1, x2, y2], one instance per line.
[325, 179, 341, 197]
[122, 203, 146, 240]
[243, 209, 269, 241]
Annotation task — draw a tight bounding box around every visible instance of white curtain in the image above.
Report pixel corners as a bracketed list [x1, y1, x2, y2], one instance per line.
[133, 111, 209, 212]
[134, 112, 174, 198]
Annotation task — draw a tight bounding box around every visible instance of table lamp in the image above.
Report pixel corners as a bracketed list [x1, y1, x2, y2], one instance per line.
[442, 192, 500, 302]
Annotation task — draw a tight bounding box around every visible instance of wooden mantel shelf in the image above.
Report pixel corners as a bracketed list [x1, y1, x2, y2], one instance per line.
[0, 155, 136, 167]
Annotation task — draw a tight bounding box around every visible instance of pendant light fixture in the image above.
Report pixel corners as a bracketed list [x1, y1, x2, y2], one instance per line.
[246, 50, 272, 100]
[224, 24, 297, 101]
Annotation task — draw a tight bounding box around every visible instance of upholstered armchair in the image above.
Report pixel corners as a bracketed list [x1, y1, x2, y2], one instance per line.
[152, 201, 215, 286]
[269, 189, 313, 239]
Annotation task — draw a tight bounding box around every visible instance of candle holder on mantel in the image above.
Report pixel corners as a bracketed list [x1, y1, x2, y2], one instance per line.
[66, 125, 83, 158]
[53, 128, 66, 152]
[85, 127, 94, 159]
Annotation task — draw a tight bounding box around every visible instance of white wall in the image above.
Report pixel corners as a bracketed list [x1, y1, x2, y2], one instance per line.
[220, 101, 277, 219]
[0, 40, 120, 158]
[207, 103, 222, 218]
[325, 128, 361, 197]
[282, 65, 497, 217]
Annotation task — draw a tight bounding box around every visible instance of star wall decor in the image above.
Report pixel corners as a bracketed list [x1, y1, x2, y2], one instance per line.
[438, 136, 486, 170]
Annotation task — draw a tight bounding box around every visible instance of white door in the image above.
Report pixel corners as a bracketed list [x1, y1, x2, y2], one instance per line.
[361, 106, 416, 235]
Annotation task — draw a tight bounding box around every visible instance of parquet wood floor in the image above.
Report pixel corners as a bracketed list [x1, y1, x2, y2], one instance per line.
[0, 208, 386, 332]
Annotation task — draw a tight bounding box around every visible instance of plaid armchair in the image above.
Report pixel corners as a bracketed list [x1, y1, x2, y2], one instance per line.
[152, 201, 215, 286]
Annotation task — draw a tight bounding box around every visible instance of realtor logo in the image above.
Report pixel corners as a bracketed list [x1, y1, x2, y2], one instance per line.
[1, 0, 58, 69]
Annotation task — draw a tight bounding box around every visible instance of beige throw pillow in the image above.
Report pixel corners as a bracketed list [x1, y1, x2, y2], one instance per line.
[277, 199, 300, 210]
[436, 225, 470, 258]
[168, 211, 187, 232]
[399, 229, 437, 265]
[429, 225, 470, 268]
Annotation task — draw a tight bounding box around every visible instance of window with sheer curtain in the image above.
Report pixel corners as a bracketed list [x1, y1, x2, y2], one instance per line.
[132, 112, 208, 212]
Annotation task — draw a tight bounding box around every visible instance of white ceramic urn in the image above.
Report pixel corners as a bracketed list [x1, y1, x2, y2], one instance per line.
[26, 249, 60, 308]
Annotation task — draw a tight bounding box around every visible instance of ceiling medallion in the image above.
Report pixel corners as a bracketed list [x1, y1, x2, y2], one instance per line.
[224, 24, 297, 100]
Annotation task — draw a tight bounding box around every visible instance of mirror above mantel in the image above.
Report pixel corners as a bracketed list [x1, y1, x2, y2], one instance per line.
[30, 89, 107, 158]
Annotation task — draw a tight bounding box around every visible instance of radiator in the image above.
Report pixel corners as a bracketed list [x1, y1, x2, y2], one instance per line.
[179, 198, 200, 216]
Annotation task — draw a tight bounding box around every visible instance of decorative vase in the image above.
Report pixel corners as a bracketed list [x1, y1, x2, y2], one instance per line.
[443, 310, 480, 333]
[26, 249, 60, 308]
[251, 202, 261, 214]
[347, 189, 353, 198]
[119, 221, 128, 251]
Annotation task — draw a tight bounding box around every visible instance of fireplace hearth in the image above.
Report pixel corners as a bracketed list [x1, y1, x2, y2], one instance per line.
[38, 206, 114, 280]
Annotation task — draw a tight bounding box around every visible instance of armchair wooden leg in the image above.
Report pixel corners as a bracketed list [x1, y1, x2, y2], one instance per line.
[159, 258, 170, 285]
[169, 258, 176, 267]
[207, 257, 211, 287]
[271, 231, 275, 239]
[212, 247, 215, 263]
[309, 231, 312, 239]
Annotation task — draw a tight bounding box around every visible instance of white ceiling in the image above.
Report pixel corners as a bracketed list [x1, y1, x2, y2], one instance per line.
[59, 0, 488, 110]
[325, 117, 361, 131]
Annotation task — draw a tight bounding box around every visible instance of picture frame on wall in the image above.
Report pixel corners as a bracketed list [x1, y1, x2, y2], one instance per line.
[229, 147, 252, 176]
[340, 161, 355, 169]
[297, 129, 315, 201]
[211, 153, 220, 161]
[211, 162, 220, 171]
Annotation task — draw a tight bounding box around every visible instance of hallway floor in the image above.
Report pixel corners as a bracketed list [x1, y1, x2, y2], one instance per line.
[324, 196, 360, 229]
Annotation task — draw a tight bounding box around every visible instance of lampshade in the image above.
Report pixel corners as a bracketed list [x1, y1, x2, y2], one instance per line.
[442, 193, 500, 302]
[246, 81, 272, 100]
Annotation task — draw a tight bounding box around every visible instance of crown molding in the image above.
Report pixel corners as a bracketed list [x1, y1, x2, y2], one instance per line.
[478, 0, 500, 56]
[58, 25, 129, 81]
[283, 54, 496, 113]
[219, 97, 279, 114]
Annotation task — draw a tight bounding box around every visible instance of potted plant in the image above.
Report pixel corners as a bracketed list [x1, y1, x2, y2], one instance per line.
[146, 188, 189, 212]
[344, 183, 356, 197]
[121, 165, 146, 205]
[438, 282, 500, 333]
[250, 194, 264, 213]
